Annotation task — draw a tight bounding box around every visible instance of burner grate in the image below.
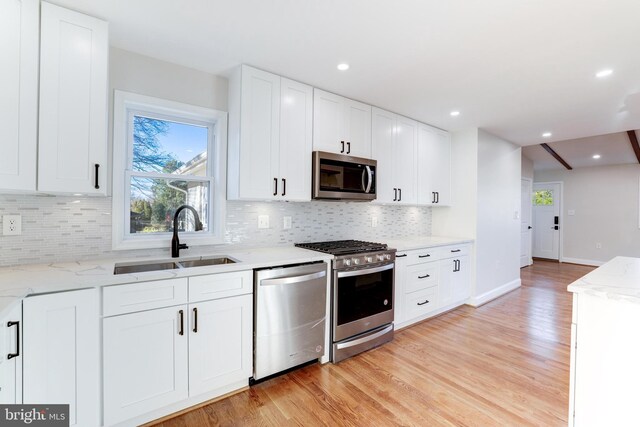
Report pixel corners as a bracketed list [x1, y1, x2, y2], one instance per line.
[295, 240, 387, 255]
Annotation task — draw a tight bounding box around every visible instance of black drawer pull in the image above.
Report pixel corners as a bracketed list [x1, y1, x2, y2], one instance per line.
[178, 310, 184, 336]
[7, 321, 19, 359]
[417, 300, 430, 306]
[451, 249, 461, 253]
[396, 254, 407, 258]
[418, 254, 431, 258]
[193, 307, 198, 333]
[418, 274, 430, 279]
[94, 164, 100, 189]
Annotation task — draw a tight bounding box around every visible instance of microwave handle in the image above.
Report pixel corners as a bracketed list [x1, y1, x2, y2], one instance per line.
[361, 166, 373, 193]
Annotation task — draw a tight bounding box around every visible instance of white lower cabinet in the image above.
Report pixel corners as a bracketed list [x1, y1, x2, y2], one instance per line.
[439, 254, 470, 308]
[103, 306, 189, 426]
[0, 303, 22, 404]
[22, 288, 100, 427]
[102, 271, 253, 426]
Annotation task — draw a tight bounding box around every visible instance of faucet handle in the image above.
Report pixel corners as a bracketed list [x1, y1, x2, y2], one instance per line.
[179, 243, 188, 250]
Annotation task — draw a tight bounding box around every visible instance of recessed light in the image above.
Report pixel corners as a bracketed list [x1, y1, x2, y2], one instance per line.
[450, 111, 460, 117]
[337, 63, 349, 71]
[592, 154, 601, 159]
[596, 69, 613, 78]
[542, 132, 552, 138]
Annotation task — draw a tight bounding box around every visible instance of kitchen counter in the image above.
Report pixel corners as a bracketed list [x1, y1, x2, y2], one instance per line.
[386, 235, 473, 252]
[567, 256, 640, 302]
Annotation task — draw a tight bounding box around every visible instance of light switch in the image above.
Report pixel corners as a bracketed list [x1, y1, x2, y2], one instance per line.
[283, 216, 292, 230]
[371, 216, 378, 228]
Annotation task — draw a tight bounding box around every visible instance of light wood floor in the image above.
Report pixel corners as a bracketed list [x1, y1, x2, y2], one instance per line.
[152, 261, 594, 427]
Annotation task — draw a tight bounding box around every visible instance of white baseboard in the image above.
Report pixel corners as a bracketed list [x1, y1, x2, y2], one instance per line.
[561, 257, 604, 267]
[467, 278, 521, 307]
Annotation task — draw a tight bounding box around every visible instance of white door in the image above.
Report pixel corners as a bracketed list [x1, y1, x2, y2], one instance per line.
[394, 115, 417, 204]
[343, 98, 372, 158]
[103, 305, 188, 426]
[279, 78, 312, 201]
[532, 182, 561, 260]
[0, 0, 38, 192]
[23, 289, 99, 427]
[313, 89, 344, 154]
[188, 295, 252, 397]
[0, 303, 22, 404]
[371, 107, 396, 203]
[521, 178, 533, 267]
[38, 3, 108, 195]
[238, 65, 281, 199]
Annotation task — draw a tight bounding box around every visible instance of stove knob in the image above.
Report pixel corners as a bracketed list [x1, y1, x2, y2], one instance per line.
[365, 256, 373, 263]
[352, 258, 360, 265]
[377, 254, 384, 261]
[343, 259, 351, 267]
[385, 254, 391, 261]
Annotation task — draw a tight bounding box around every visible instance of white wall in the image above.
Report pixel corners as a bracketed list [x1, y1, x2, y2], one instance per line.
[535, 164, 640, 264]
[522, 154, 534, 180]
[474, 130, 522, 302]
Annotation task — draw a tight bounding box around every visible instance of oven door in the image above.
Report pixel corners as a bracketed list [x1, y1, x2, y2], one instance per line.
[333, 263, 394, 342]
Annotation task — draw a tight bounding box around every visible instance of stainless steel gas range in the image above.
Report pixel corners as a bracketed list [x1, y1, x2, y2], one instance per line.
[295, 240, 396, 362]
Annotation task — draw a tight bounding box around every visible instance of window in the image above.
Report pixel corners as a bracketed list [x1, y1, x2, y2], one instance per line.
[533, 190, 554, 206]
[112, 91, 227, 250]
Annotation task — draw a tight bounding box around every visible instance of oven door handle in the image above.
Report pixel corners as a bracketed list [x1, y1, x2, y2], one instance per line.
[261, 270, 326, 286]
[337, 262, 394, 278]
[336, 324, 394, 350]
[361, 166, 373, 194]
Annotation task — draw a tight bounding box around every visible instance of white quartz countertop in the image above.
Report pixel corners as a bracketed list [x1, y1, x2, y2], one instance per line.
[0, 236, 473, 318]
[567, 256, 640, 302]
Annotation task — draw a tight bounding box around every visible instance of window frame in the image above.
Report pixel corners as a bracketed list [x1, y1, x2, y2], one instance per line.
[112, 90, 227, 250]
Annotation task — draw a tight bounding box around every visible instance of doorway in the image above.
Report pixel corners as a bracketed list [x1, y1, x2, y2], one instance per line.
[520, 178, 533, 267]
[532, 182, 562, 261]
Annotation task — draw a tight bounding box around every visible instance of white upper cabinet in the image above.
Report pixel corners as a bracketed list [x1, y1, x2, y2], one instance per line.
[228, 65, 312, 201]
[313, 89, 371, 158]
[0, 0, 39, 192]
[38, 2, 108, 195]
[371, 108, 417, 204]
[417, 124, 451, 206]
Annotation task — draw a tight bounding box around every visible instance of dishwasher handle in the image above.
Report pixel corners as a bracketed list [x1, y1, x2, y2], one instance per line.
[260, 270, 326, 286]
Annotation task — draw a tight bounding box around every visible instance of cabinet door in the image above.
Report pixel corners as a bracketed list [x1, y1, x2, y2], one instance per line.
[279, 78, 312, 201]
[452, 255, 470, 302]
[0, 303, 22, 404]
[237, 65, 281, 200]
[343, 98, 372, 158]
[23, 289, 99, 427]
[417, 124, 451, 205]
[38, 3, 108, 195]
[103, 305, 188, 426]
[313, 89, 345, 154]
[394, 115, 417, 204]
[371, 108, 396, 203]
[0, 0, 38, 192]
[188, 295, 252, 397]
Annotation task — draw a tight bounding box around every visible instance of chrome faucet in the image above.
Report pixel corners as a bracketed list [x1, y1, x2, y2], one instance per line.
[171, 205, 203, 258]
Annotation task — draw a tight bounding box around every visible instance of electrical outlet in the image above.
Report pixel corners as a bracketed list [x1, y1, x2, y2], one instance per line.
[283, 216, 292, 230]
[596, 242, 602, 249]
[258, 215, 270, 229]
[3, 215, 22, 236]
[371, 216, 378, 228]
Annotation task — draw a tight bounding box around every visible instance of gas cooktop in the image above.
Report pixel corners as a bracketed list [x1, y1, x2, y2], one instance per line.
[295, 239, 388, 255]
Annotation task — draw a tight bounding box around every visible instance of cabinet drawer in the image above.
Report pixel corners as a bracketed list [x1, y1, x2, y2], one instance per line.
[405, 263, 439, 294]
[441, 244, 470, 258]
[189, 270, 253, 303]
[397, 248, 442, 265]
[404, 287, 438, 321]
[103, 278, 188, 316]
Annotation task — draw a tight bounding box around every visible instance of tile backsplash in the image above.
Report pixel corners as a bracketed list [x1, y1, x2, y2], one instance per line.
[0, 195, 431, 267]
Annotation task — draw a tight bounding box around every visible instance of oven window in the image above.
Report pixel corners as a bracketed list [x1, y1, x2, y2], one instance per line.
[336, 268, 393, 326]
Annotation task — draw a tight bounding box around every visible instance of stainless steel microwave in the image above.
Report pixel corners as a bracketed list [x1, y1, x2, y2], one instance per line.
[312, 151, 376, 201]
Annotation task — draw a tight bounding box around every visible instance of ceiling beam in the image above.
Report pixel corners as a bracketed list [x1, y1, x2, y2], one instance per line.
[627, 130, 640, 164]
[540, 143, 572, 170]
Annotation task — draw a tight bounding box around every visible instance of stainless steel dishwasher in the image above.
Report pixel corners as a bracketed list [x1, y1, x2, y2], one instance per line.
[253, 262, 328, 381]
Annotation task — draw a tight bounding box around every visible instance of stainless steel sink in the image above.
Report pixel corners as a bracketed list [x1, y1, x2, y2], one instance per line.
[113, 256, 238, 274]
[178, 256, 237, 268]
[113, 260, 180, 275]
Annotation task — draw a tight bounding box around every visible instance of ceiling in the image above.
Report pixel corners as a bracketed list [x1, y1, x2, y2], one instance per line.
[522, 131, 639, 171]
[51, 0, 640, 146]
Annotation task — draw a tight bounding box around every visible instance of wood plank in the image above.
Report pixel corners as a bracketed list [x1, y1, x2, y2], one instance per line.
[540, 143, 573, 170]
[627, 130, 640, 164]
[151, 261, 594, 426]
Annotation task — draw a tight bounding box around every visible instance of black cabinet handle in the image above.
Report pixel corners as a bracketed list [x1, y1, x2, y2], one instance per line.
[393, 188, 397, 201]
[453, 259, 461, 272]
[418, 274, 430, 279]
[347, 142, 351, 154]
[451, 249, 461, 253]
[7, 321, 19, 359]
[396, 254, 407, 258]
[94, 164, 100, 189]
[341, 141, 345, 153]
[193, 307, 198, 333]
[282, 178, 286, 196]
[273, 178, 278, 196]
[432, 192, 436, 203]
[178, 310, 184, 336]
[418, 254, 431, 258]
[528, 226, 532, 229]
[436, 192, 440, 203]
[417, 300, 430, 306]
[398, 188, 402, 202]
